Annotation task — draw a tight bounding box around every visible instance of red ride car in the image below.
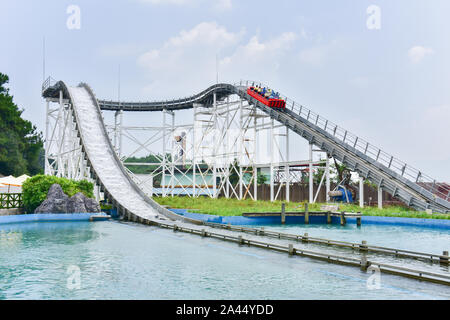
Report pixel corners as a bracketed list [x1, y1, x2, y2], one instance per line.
[247, 87, 286, 109]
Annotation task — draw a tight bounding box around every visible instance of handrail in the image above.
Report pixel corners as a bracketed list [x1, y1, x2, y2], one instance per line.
[42, 76, 57, 94]
[235, 80, 449, 202]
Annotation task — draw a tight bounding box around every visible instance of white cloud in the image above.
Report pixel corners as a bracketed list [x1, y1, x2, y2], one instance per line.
[214, 0, 232, 11]
[137, 22, 297, 97]
[220, 32, 297, 81]
[138, 0, 190, 5]
[138, 0, 232, 10]
[408, 46, 434, 64]
[408, 104, 450, 164]
[298, 40, 339, 67]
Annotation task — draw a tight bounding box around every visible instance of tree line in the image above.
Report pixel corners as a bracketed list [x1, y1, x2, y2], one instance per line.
[0, 72, 44, 176]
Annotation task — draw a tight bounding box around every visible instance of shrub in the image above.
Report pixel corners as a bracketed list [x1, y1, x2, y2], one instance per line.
[22, 174, 94, 213]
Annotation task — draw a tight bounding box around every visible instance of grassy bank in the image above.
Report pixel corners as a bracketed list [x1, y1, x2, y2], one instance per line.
[154, 197, 450, 220]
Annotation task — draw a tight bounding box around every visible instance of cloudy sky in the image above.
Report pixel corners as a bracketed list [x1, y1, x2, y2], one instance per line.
[1, 0, 449, 180]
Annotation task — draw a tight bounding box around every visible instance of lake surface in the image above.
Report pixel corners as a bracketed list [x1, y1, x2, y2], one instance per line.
[0, 220, 449, 300]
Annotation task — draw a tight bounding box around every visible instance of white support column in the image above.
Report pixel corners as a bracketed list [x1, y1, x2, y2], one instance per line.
[309, 143, 313, 203]
[359, 176, 364, 208]
[212, 92, 217, 198]
[270, 119, 275, 202]
[285, 126, 290, 202]
[226, 97, 230, 199]
[192, 104, 197, 198]
[239, 99, 244, 200]
[119, 110, 123, 158]
[149, 175, 154, 198]
[326, 155, 331, 203]
[162, 109, 167, 197]
[113, 111, 118, 150]
[171, 111, 175, 197]
[57, 90, 64, 177]
[378, 187, 383, 209]
[253, 105, 258, 201]
[45, 100, 50, 175]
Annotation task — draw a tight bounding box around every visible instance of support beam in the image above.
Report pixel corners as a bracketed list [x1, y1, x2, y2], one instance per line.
[162, 109, 167, 197]
[326, 155, 331, 203]
[309, 143, 313, 203]
[359, 176, 364, 208]
[44, 100, 50, 175]
[285, 126, 290, 202]
[254, 108, 258, 201]
[192, 103, 197, 198]
[270, 119, 275, 202]
[378, 187, 383, 209]
[212, 92, 217, 198]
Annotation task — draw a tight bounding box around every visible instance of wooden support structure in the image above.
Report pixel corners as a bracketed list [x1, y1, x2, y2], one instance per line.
[340, 213, 346, 226]
[152, 220, 450, 287]
[360, 240, 368, 252]
[281, 203, 286, 224]
[441, 251, 449, 265]
[302, 233, 309, 243]
[360, 255, 369, 271]
[288, 244, 294, 256]
[305, 202, 309, 225]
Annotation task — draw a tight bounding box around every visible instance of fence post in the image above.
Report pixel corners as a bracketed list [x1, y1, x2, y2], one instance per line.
[305, 202, 309, 224]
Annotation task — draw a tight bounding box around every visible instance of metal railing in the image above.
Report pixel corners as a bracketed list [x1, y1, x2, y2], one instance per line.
[42, 76, 57, 94]
[0, 193, 23, 209]
[236, 80, 450, 202]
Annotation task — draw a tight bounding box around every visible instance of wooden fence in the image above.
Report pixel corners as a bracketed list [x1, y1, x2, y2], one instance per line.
[0, 193, 24, 209]
[220, 183, 399, 205]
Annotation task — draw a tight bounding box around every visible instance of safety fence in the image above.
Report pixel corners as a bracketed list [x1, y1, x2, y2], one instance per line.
[0, 193, 23, 209]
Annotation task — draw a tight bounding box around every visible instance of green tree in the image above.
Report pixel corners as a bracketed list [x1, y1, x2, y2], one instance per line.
[257, 172, 268, 185]
[0, 73, 43, 176]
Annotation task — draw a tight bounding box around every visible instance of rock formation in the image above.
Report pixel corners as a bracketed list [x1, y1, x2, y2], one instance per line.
[34, 184, 101, 214]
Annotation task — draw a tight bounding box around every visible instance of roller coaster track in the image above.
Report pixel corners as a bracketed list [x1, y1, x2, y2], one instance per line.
[42, 79, 450, 214]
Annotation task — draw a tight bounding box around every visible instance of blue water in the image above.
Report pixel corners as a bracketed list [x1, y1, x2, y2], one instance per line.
[258, 223, 450, 255]
[0, 221, 449, 300]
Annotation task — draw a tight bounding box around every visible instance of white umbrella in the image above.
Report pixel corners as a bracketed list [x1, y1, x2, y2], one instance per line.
[17, 174, 31, 184]
[0, 176, 22, 193]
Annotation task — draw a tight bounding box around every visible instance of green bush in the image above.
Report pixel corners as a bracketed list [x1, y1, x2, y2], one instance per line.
[22, 175, 94, 213]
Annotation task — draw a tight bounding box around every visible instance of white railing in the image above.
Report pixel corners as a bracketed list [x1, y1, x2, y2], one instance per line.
[236, 80, 450, 202]
[42, 76, 57, 94]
